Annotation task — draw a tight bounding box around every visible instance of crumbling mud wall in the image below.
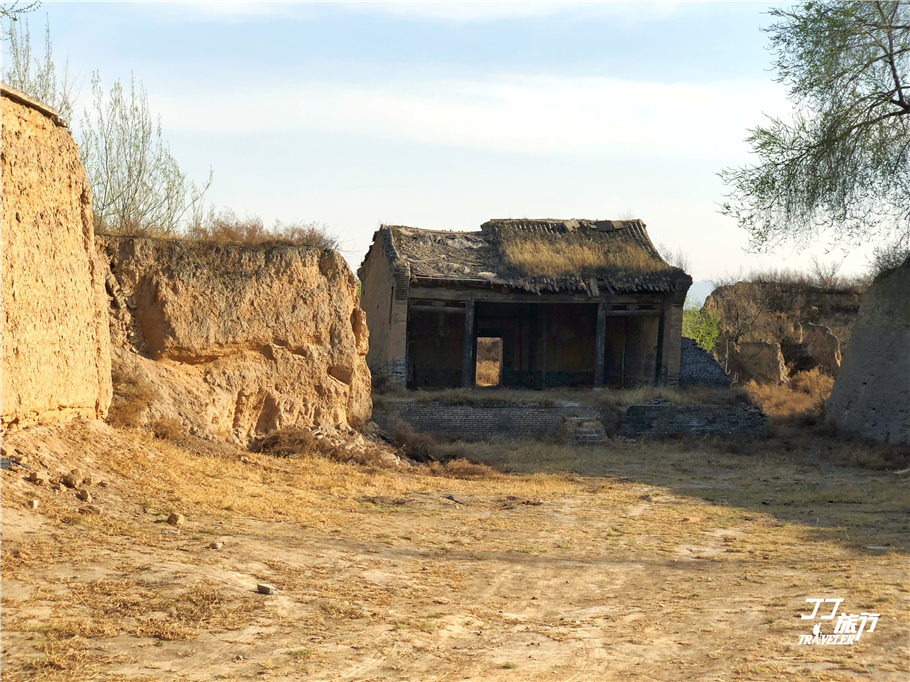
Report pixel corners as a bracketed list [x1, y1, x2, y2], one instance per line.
[97, 235, 371, 441]
[826, 260, 910, 444]
[1, 85, 112, 432]
[705, 281, 861, 382]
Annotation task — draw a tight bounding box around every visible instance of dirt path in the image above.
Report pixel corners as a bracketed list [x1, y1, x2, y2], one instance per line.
[1, 420, 907, 681]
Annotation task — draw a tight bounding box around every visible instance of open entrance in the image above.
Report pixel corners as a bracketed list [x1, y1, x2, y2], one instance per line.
[475, 337, 503, 387]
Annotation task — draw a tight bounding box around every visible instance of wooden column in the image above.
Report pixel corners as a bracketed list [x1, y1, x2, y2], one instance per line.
[540, 305, 547, 390]
[594, 301, 607, 389]
[654, 307, 666, 385]
[461, 298, 475, 388]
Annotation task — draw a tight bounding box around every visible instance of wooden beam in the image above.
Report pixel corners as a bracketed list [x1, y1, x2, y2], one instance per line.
[461, 298, 476, 388]
[594, 302, 607, 389]
[408, 304, 466, 314]
[407, 287, 667, 306]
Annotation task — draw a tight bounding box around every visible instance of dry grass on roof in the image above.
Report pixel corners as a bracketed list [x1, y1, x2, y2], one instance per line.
[499, 230, 671, 279]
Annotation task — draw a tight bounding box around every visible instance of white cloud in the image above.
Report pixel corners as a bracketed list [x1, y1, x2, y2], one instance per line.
[154, 73, 788, 160]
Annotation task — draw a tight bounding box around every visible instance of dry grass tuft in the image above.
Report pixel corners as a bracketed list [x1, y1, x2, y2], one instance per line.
[395, 422, 440, 463]
[427, 458, 501, 480]
[500, 230, 671, 278]
[476, 338, 502, 387]
[381, 386, 751, 410]
[186, 209, 339, 250]
[107, 365, 158, 429]
[150, 416, 183, 440]
[102, 209, 339, 250]
[475, 360, 500, 387]
[744, 369, 833, 424]
[251, 427, 393, 468]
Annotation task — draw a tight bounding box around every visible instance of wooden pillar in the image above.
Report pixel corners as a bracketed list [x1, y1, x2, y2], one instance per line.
[594, 301, 607, 389]
[540, 305, 547, 390]
[654, 307, 666, 385]
[461, 298, 475, 388]
[528, 308, 538, 389]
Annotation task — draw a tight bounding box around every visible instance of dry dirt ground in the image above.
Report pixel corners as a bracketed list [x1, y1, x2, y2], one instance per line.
[1, 419, 907, 682]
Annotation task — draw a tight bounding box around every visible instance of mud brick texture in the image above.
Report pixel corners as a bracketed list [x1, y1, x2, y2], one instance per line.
[679, 338, 731, 388]
[373, 400, 766, 441]
[620, 403, 766, 438]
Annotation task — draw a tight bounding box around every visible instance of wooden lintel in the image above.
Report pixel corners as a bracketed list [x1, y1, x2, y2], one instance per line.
[407, 286, 666, 306]
[409, 304, 466, 314]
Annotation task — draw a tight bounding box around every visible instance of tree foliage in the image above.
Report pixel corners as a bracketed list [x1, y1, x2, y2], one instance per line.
[80, 71, 212, 235]
[682, 301, 721, 352]
[3, 15, 74, 121]
[721, 1, 909, 252]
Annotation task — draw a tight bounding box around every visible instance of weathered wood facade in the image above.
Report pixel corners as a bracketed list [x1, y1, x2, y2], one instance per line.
[358, 219, 692, 390]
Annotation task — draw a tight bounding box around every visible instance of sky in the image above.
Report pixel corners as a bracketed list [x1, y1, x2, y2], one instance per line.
[1, 1, 886, 293]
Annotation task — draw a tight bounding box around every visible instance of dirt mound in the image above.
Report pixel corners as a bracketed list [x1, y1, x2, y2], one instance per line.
[96, 235, 371, 441]
[0, 85, 112, 432]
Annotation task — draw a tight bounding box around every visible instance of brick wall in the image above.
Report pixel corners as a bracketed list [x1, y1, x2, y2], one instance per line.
[372, 401, 605, 440]
[373, 399, 766, 441]
[621, 402, 766, 438]
[679, 338, 731, 388]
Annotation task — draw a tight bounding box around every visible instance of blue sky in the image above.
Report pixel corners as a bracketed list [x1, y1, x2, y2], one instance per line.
[3, 2, 882, 288]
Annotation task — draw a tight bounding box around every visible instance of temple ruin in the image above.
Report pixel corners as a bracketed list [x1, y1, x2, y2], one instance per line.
[359, 219, 692, 390]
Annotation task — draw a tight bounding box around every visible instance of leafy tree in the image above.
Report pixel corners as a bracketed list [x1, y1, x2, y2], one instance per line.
[3, 14, 74, 121]
[682, 300, 721, 352]
[80, 71, 212, 235]
[720, 1, 909, 252]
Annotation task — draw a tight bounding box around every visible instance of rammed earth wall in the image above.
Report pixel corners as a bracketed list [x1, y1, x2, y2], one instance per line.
[825, 259, 910, 444]
[1, 85, 112, 432]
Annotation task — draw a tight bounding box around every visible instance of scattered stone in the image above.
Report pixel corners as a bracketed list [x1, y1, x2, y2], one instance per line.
[683, 517, 701, 523]
[84, 476, 95, 486]
[98, 480, 109, 488]
[61, 469, 83, 489]
[167, 512, 185, 527]
[209, 541, 224, 550]
[27, 471, 49, 485]
[26, 499, 39, 510]
[257, 583, 277, 595]
[76, 489, 92, 502]
[161, 528, 180, 536]
[79, 505, 102, 515]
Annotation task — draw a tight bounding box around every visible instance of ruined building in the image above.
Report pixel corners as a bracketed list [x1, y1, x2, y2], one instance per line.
[359, 219, 692, 389]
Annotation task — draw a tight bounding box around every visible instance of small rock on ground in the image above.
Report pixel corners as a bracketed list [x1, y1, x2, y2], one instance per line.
[167, 512, 185, 527]
[257, 583, 277, 595]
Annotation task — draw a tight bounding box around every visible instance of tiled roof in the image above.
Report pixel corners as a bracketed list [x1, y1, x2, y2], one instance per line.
[361, 219, 691, 295]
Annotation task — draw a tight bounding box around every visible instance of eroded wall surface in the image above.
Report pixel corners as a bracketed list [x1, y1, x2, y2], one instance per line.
[1, 90, 112, 431]
[826, 260, 910, 444]
[98, 235, 371, 440]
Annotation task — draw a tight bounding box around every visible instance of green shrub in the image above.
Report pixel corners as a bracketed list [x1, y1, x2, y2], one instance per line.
[682, 300, 720, 351]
